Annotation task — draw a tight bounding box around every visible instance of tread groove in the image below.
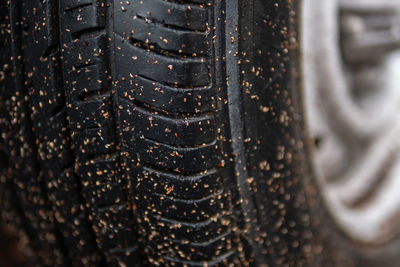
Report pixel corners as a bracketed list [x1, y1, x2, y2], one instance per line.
[142, 165, 218, 180]
[64, 2, 93, 12]
[127, 35, 206, 59]
[116, 32, 206, 64]
[137, 74, 211, 90]
[129, 97, 214, 119]
[73, 27, 107, 40]
[135, 14, 207, 34]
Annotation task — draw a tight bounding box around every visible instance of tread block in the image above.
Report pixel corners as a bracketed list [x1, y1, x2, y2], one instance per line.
[140, 167, 222, 200]
[167, 232, 233, 262]
[115, 35, 209, 87]
[62, 1, 106, 36]
[63, 36, 110, 99]
[117, 75, 215, 114]
[119, 99, 215, 146]
[67, 64, 110, 100]
[115, 14, 209, 55]
[77, 156, 120, 185]
[73, 127, 115, 157]
[127, 138, 219, 173]
[63, 35, 107, 71]
[140, 214, 231, 243]
[138, 189, 226, 222]
[69, 97, 113, 130]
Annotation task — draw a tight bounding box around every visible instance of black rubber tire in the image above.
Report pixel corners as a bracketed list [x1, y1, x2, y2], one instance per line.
[1, 0, 399, 266]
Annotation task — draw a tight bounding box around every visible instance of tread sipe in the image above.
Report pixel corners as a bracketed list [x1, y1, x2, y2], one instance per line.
[0, 0, 329, 266]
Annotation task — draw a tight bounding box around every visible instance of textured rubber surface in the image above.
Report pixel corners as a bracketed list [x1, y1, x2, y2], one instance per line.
[1, 0, 386, 266]
[113, 1, 242, 265]
[0, 0, 138, 265]
[0, 0, 310, 266]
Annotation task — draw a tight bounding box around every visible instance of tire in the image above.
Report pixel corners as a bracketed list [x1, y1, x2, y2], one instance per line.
[0, 0, 399, 266]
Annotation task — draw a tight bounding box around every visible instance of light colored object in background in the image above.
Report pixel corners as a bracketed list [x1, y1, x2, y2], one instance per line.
[302, 0, 400, 244]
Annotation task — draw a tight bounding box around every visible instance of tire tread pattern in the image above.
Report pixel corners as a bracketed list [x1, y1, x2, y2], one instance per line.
[114, 0, 238, 265]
